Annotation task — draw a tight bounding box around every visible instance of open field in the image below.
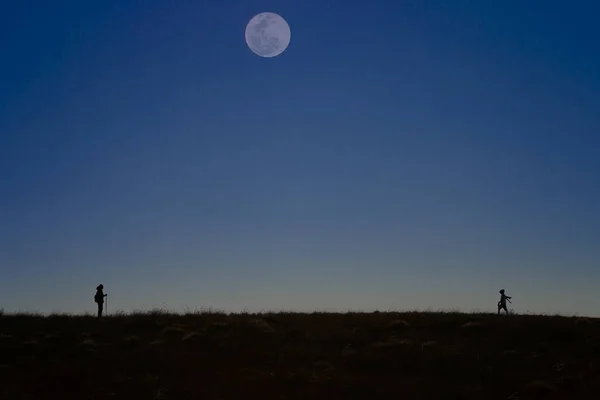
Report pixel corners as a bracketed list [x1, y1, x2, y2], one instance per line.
[2, 310, 600, 399]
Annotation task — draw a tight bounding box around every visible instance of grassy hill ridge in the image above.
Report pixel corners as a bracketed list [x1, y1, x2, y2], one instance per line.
[2, 310, 600, 399]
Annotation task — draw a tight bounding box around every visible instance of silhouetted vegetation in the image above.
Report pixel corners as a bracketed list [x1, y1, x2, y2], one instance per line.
[1, 310, 600, 399]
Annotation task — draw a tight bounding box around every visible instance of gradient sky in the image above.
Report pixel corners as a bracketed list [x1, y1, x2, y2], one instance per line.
[1, 1, 599, 316]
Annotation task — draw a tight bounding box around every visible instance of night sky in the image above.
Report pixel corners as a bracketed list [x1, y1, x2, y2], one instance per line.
[1, 1, 599, 316]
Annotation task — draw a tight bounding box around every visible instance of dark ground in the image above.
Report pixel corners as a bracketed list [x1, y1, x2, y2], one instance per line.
[2, 310, 600, 399]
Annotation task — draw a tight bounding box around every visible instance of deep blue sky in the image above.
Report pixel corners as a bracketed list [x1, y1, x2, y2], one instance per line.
[1, 1, 599, 315]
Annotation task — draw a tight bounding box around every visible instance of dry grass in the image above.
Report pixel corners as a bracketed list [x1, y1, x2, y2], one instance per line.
[1, 311, 600, 399]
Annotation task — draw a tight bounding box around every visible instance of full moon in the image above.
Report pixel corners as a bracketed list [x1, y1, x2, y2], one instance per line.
[245, 12, 291, 58]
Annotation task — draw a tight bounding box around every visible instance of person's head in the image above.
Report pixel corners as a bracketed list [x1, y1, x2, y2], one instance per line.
[97, 284, 104, 290]
[499, 289, 505, 294]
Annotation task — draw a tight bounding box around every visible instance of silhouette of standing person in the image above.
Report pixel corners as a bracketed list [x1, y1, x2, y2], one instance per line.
[497, 289, 512, 316]
[94, 284, 107, 318]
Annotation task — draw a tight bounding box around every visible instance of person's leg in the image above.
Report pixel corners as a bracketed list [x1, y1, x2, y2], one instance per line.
[98, 302, 103, 318]
[503, 305, 508, 315]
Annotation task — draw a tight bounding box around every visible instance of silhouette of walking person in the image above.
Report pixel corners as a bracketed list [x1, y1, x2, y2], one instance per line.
[497, 289, 512, 316]
[94, 284, 107, 318]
